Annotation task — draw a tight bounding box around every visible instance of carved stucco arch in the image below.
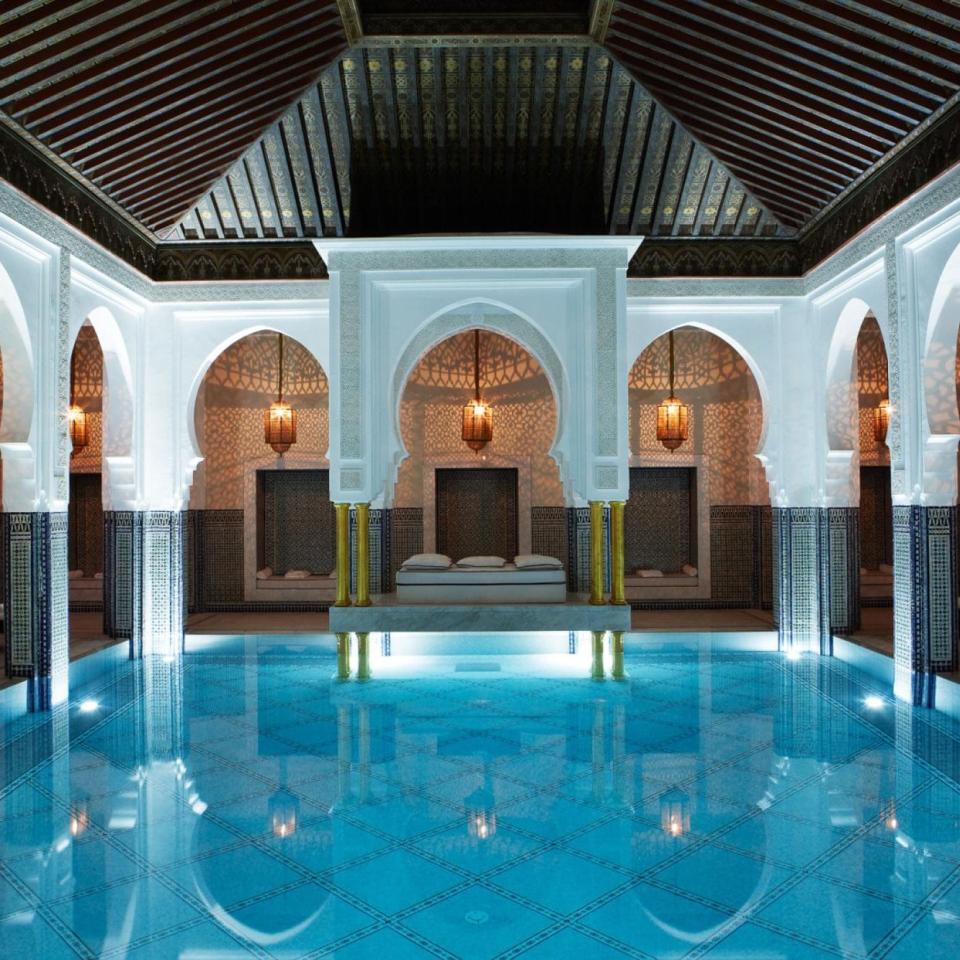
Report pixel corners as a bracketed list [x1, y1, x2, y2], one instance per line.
[389, 299, 570, 501]
[183, 325, 328, 501]
[628, 321, 772, 456]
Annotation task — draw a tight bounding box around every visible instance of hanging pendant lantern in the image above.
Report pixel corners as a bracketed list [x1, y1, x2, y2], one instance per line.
[462, 329, 493, 452]
[873, 398, 892, 444]
[264, 332, 297, 454]
[68, 343, 88, 455]
[656, 330, 689, 452]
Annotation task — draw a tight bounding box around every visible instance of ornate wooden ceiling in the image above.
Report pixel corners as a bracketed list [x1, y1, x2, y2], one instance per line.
[1, 0, 348, 235]
[172, 44, 782, 240]
[2, 0, 960, 278]
[605, 0, 960, 229]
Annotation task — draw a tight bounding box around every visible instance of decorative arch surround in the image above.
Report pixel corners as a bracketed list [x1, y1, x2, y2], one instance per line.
[390, 304, 567, 503]
[0, 259, 36, 509]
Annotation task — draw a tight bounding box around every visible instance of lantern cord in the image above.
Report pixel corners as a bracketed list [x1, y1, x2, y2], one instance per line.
[474, 328, 481, 402]
[277, 332, 284, 403]
[668, 329, 675, 398]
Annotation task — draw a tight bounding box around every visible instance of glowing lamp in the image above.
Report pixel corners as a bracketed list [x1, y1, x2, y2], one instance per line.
[465, 782, 497, 841]
[264, 333, 297, 454]
[68, 344, 88, 455]
[874, 399, 892, 444]
[656, 330, 689, 452]
[269, 790, 300, 839]
[461, 329, 493, 453]
[660, 787, 690, 839]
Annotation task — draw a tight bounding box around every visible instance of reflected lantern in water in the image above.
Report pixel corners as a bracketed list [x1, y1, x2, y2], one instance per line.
[264, 332, 297, 454]
[660, 787, 690, 838]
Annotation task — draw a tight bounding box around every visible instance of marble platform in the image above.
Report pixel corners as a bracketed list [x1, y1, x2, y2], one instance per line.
[329, 598, 631, 633]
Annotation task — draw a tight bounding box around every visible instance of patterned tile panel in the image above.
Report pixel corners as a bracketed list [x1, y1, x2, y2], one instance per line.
[531, 507, 567, 569]
[624, 467, 694, 573]
[389, 508, 423, 590]
[435, 468, 518, 562]
[260, 469, 335, 575]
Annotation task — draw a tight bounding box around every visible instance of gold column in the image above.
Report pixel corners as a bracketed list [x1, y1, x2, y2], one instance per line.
[609, 501, 626, 605]
[611, 630, 627, 681]
[334, 502, 351, 607]
[355, 503, 371, 607]
[589, 500, 605, 604]
[335, 632, 351, 681]
[356, 632, 371, 681]
[590, 630, 606, 681]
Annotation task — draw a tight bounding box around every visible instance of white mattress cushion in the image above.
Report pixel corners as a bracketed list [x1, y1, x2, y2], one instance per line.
[402, 553, 453, 569]
[457, 555, 506, 568]
[514, 554, 563, 570]
[284, 569, 312, 579]
[396, 565, 565, 585]
[638, 569, 663, 578]
[256, 567, 273, 580]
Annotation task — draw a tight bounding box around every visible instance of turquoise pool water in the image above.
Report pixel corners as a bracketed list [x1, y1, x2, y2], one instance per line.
[1, 632, 959, 959]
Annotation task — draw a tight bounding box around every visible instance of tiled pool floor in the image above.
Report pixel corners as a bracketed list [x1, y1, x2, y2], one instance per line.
[1, 634, 959, 959]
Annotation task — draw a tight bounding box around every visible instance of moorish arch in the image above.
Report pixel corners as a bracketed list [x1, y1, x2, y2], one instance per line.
[0, 260, 35, 510]
[393, 325, 563, 559]
[388, 301, 570, 505]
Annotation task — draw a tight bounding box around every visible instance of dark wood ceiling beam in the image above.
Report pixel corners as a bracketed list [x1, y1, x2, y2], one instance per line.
[67, 67, 328, 175]
[683, 0, 960, 97]
[607, 21, 921, 138]
[744, 0, 960, 80]
[0, 0, 232, 97]
[10, 0, 323, 116]
[32, 12, 339, 144]
[613, 44, 886, 162]
[830, 0, 960, 47]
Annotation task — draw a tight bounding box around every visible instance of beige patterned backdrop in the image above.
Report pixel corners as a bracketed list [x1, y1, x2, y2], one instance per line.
[69, 323, 103, 475]
[629, 327, 767, 505]
[856, 316, 890, 467]
[394, 330, 563, 509]
[191, 333, 329, 509]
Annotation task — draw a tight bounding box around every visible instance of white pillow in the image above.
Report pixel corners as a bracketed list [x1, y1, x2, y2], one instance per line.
[514, 554, 563, 570]
[284, 569, 312, 579]
[681, 563, 698, 577]
[638, 568, 663, 578]
[402, 553, 453, 569]
[256, 567, 273, 580]
[457, 555, 506, 568]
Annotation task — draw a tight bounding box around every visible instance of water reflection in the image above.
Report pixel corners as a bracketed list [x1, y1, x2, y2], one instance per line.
[1, 637, 958, 958]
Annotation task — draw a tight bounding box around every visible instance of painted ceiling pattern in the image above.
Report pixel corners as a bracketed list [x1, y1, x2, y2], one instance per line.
[172, 43, 783, 240]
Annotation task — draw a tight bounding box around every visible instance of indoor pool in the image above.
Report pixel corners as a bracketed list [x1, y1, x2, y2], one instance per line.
[1, 632, 959, 959]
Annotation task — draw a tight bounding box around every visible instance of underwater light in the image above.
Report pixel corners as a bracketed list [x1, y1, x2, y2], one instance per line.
[864, 695, 885, 710]
[784, 648, 801, 661]
[78, 699, 100, 713]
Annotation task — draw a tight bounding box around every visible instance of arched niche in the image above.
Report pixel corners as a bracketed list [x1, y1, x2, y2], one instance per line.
[0, 261, 36, 510]
[388, 301, 570, 506]
[188, 330, 332, 604]
[394, 326, 563, 556]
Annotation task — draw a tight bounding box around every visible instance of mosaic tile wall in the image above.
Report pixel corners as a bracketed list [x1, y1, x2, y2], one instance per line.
[624, 467, 694, 573]
[139, 511, 185, 659]
[259, 469, 335, 575]
[389, 507, 424, 588]
[104, 511, 137, 640]
[892, 505, 959, 701]
[2, 512, 69, 710]
[68, 472, 103, 578]
[350, 507, 390, 595]
[828, 507, 860, 635]
[774, 507, 830, 653]
[531, 506, 568, 569]
[860, 465, 893, 569]
[567, 506, 610, 595]
[435, 467, 518, 561]
[197, 509, 244, 604]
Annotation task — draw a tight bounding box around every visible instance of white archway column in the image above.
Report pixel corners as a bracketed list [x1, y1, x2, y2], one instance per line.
[893, 236, 959, 703]
[1, 243, 70, 709]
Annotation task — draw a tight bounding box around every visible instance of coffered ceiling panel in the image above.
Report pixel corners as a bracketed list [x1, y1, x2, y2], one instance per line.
[605, 0, 960, 228]
[0, 0, 349, 235]
[172, 44, 785, 240]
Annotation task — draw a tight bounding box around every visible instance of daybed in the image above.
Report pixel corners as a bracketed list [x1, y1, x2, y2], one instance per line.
[254, 569, 337, 602]
[860, 565, 893, 600]
[396, 555, 566, 604]
[624, 565, 700, 601]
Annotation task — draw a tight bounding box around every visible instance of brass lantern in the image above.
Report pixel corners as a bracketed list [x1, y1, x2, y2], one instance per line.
[68, 345, 88, 455]
[462, 328, 493, 452]
[656, 330, 689, 452]
[874, 398, 892, 444]
[264, 333, 297, 454]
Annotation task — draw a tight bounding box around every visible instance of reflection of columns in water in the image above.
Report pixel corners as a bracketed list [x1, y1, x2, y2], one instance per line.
[592, 699, 605, 804]
[611, 630, 626, 680]
[356, 632, 371, 681]
[358, 705, 370, 804]
[138, 654, 185, 764]
[613, 703, 627, 806]
[590, 630, 606, 680]
[337, 705, 352, 803]
[336, 632, 351, 681]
